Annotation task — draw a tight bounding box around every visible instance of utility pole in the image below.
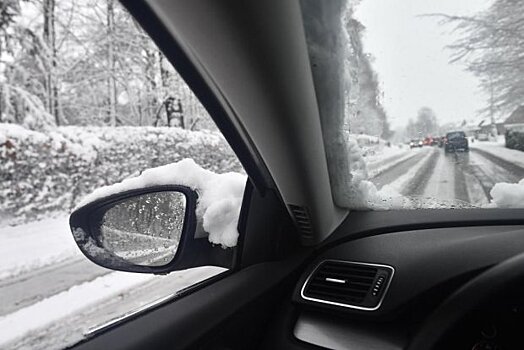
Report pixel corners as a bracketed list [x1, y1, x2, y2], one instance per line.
[489, 75, 497, 137]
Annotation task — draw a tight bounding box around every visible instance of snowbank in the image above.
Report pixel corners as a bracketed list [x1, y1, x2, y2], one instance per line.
[337, 135, 413, 210]
[489, 179, 524, 208]
[471, 141, 524, 169]
[366, 145, 412, 178]
[77, 159, 246, 248]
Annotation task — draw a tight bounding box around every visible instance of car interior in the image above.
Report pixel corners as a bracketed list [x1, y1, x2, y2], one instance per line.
[69, 1, 524, 349]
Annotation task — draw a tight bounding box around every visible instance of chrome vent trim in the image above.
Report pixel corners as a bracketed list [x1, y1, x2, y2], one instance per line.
[301, 260, 395, 311]
[288, 204, 313, 237]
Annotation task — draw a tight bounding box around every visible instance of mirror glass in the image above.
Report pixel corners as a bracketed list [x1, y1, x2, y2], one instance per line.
[96, 191, 187, 267]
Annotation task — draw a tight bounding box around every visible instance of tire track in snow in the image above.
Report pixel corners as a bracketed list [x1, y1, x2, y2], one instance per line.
[0, 244, 173, 317]
[401, 148, 439, 196]
[464, 163, 494, 201]
[370, 149, 429, 189]
[471, 148, 524, 180]
[450, 152, 470, 203]
[0, 258, 109, 317]
[367, 149, 420, 179]
[422, 149, 456, 202]
[464, 149, 524, 203]
[4, 267, 223, 350]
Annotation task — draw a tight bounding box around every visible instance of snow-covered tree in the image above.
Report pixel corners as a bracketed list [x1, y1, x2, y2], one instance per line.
[344, 8, 392, 139]
[0, 0, 214, 130]
[437, 0, 524, 115]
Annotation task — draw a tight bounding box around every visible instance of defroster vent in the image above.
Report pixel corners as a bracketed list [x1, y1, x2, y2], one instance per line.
[301, 260, 394, 311]
[288, 205, 313, 238]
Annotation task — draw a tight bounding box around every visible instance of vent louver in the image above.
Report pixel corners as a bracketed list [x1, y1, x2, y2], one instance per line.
[301, 260, 394, 311]
[288, 205, 313, 237]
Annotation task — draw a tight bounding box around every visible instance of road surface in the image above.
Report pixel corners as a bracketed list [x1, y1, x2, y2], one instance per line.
[371, 146, 524, 206]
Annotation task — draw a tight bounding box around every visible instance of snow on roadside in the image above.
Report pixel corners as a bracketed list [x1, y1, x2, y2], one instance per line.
[0, 272, 155, 347]
[0, 217, 79, 280]
[471, 141, 524, 169]
[340, 137, 414, 210]
[471, 141, 524, 208]
[2, 266, 224, 350]
[384, 148, 434, 194]
[76, 158, 246, 248]
[366, 146, 416, 178]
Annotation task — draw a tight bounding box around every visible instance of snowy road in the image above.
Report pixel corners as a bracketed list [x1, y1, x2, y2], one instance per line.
[1, 142, 523, 350]
[0, 258, 108, 317]
[2, 266, 223, 350]
[370, 145, 524, 206]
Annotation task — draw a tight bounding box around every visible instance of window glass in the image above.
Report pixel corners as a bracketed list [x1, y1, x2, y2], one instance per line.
[0, 1, 243, 349]
[303, 0, 524, 210]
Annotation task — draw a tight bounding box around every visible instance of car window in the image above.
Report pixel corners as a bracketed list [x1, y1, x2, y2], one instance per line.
[0, 1, 243, 349]
[301, 0, 524, 210]
[447, 132, 466, 140]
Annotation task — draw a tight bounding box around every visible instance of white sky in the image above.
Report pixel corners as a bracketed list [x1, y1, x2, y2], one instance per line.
[354, 0, 493, 129]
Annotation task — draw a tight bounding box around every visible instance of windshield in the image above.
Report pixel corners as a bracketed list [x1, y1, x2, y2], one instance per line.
[302, 0, 524, 210]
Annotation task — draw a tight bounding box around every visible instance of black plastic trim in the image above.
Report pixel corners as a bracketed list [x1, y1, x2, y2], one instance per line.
[327, 209, 524, 246]
[70, 185, 234, 274]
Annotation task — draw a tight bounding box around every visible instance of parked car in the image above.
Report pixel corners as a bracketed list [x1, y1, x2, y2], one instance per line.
[506, 129, 524, 151]
[445, 131, 469, 152]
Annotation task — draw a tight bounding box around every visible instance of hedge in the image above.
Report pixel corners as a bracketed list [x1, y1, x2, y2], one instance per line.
[0, 124, 242, 225]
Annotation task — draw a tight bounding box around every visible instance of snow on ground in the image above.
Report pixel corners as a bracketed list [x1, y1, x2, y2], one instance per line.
[0, 272, 152, 346]
[366, 145, 416, 178]
[421, 149, 455, 202]
[0, 217, 79, 280]
[470, 140, 524, 208]
[386, 148, 434, 194]
[0, 266, 224, 348]
[76, 158, 247, 248]
[471, 140, 524, 169]
[340, 138, 417, 210]
[0, 123, 48, 143]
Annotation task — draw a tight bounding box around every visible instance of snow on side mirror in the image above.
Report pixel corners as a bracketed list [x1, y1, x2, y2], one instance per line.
[70, 186, 200, 273]
[69, 159, 246, 273]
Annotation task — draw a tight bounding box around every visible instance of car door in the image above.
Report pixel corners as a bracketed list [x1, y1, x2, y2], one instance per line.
[66, 1, 308, 349]
[70, 181, 305, 350]
[0, 1, 310, 349]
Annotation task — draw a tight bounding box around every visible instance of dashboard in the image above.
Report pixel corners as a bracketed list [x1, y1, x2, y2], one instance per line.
[272, 223, 524, 349]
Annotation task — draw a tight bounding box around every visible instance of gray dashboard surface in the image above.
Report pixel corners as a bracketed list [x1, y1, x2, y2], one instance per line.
[295, 225, 524, 316]
[294, 311, 405, 350]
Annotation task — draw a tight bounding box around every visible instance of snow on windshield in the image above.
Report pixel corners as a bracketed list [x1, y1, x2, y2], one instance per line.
[488, 180, 524, 209]
[302, 0, 524, 210]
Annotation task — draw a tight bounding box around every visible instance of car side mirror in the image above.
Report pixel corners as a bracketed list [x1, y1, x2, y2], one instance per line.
[70, 185, 234, 274]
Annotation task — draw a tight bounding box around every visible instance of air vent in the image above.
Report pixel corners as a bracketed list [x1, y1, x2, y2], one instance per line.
[301, 260, 394, 311]
[288, 205, 313, 237]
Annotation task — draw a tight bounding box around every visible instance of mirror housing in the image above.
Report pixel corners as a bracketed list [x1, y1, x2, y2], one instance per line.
[70, 185, 235, 274]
